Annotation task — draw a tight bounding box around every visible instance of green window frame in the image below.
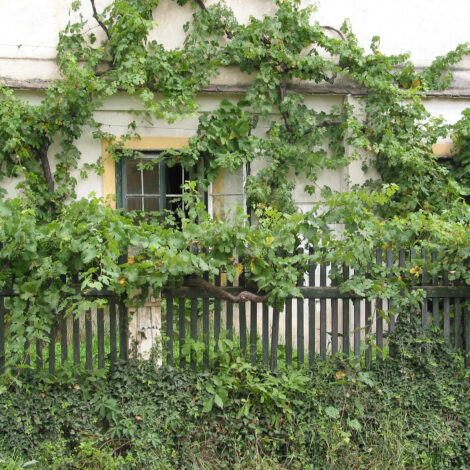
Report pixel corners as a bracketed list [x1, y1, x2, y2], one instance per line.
[116, 151, 187, 212]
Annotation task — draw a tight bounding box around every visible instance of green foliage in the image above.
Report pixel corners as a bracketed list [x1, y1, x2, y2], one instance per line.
[0, 328, 469, 469]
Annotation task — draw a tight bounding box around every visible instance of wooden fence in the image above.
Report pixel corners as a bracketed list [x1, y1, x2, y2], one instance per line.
[162, 248, 470, 370]
[0, 290, 128, 375]
[0, 248, 469, 375]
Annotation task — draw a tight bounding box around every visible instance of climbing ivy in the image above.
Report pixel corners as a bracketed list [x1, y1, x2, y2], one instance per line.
[0, 0, 469, 373]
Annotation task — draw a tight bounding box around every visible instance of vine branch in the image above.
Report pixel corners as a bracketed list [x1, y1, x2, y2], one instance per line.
[90, 0, 110, 40]
[187, 277, 267, 303]
[321, 25, 346, 41]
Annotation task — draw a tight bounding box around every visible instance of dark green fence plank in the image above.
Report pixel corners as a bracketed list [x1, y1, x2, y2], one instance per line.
[49, 322, 56, 374]
[97, 308, 105, 369]
[353, 298, 361, 357]
[227, 279, 234, 340]
[36, 339, 43, 372]
[203, 274, 210, 371]
[262, 304, 269, 367]
[342, 265, 350, 356]
[443, 270, 450, 343]
[465, 304, 470, 368]
[331, 275, 338, 356]
[119, 302, 128, 361]
[297, 271, 305, 367]
[190, 298, 197, 371]
[308, 262, 316, 366]
[271, 308, 280, 371]
[166, 297, 174, 367]
[179, 298, 186, 368]
[109, 301, 117, 366]
[376, 249, 383, 359]
[432, 251, 440, 327]
[214, 274, 221, 352]
[409, 249, 416, 324]
[24, 321, 30, 367]
[421, 249, 429, 327]
[73, 316, 80, 366]
[386, 250, 395, 332]
[60, 311, 68, 365]
[455, 298, 462, 350]
[250, 301, 257, 366]
[320, 261, 327, 359]
[365, 296, 372, 368]
[239, 301, 247, 356]
[286, 298, 293, 366]
[0, 298, 5, 374]
[85, 311, 93, 370]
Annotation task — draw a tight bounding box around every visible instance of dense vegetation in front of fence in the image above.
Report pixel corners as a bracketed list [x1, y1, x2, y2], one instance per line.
[0, 323, 469, 469]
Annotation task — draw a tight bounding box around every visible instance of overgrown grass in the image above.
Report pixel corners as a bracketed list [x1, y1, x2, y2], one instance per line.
[0, 322, 469, 469]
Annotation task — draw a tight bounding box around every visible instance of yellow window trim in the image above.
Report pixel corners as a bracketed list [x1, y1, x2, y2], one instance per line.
[102, 136, 189, 208]
[432, 142, 457, 158]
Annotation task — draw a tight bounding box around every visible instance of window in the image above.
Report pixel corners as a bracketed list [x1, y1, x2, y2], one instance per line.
[117, 152, 187, 213]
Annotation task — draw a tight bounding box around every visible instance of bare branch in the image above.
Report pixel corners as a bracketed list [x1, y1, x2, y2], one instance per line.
[194, 0, 207, 10]
[187, 277, 267, 303]
[39, 141, 54, 194]
[321, 25, 346, 41]
[90, 0, 110, 40]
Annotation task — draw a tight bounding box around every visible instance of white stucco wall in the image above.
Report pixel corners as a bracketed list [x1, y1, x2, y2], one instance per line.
[1, 0, 469, 207]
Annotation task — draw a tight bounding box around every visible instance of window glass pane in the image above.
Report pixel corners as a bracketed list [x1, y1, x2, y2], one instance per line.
[127, 197, 143, 211]
[143, 162, 159, 194]
[166, 164, 183, 195]
[126, 160, 142, 195]
[144, 197, 160, 212]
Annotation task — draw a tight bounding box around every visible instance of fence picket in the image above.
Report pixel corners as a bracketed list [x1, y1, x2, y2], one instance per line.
[320, 261, 327, 359]
[432, 251, 440, 327]
[73, 316, 80, 366]
[97, 308, 105, 369]
[262, 303, 269, 367]
[119, 301, 128, 361]
[36, 339, 42, 372]
[0, 297, 5, 375]
[214, 274, 221, 352]
[465, 305, 470, 368]
[331, 273, 338, 356]
[178, 298, 186, 368]
[60, 311, 68, 365]
[271, 308, 280, 370]
[226, 279, 234, 340]
[421, 249, 429, 328]
[250, 301, 257, 366]
[203, 273, 210, 371]
[342, 264, 350, 356]
[443, 270, 450, 343]
[375, 249, 383, 360]
[353, 298, 361, 357]
[455, 297, 462, 350]
[386, 250, 395, 332]
[109, 301, 117, 366]
[190, 298, 197, 371]
[166, 297, 174, 367]
[297, 263, 305, 367]
[286, 298, 293, 366]
[49, 322, 56, 374]
[308, 261, 316, 366]
[239, 301, 247, 357]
